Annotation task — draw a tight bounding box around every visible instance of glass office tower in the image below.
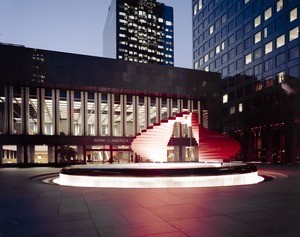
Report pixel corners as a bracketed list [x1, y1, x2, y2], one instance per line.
[104, 0, 174, 65]
[192, 0, 300, 163]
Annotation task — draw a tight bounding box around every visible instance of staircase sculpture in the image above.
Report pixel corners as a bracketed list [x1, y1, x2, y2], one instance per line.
[131, 112, 240, 162]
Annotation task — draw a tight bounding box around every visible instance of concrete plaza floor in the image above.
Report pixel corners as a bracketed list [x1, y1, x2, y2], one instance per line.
[0, 164, 300, 237]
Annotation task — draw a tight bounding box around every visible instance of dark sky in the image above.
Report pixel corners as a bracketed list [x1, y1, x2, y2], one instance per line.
[0, 0, 192, 68]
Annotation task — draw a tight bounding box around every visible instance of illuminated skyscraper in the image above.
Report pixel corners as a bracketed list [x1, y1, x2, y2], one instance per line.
[104, 0, 174, 65]
[192, 0, 300, 163]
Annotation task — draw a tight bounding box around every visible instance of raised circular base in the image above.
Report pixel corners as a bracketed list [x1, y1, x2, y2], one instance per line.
[54, 162, 264, 188]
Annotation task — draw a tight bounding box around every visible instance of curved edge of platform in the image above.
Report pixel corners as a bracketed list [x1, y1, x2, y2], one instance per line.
[54, 170, 264, 188]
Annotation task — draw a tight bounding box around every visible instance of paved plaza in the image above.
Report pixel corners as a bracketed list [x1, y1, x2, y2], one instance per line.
[1, 164, 300, 237]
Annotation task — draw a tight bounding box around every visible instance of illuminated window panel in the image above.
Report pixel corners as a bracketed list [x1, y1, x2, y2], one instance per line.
[276, 35, 285, 48]
[277, 0, 283, 12]
[264, 7, 272, 21]
[289, 27, 299, 41]
[245, 53, 252, 64]
[254, 15, 261, 28]
[265, 41, 273, 54]
[290, 8, 297, 22]
[254, 31, 261, 44]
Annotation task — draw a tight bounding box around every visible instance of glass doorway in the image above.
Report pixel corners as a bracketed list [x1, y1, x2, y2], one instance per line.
[86, 145, 134, 164]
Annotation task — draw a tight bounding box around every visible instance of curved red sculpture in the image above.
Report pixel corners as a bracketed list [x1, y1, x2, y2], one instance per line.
[132, 112, 241, 162]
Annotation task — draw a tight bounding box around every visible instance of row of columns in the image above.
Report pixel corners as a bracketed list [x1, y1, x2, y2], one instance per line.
[3, 86, 202, 137]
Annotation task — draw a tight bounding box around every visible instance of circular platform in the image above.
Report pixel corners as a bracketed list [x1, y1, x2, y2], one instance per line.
[53, 162, 264, 188]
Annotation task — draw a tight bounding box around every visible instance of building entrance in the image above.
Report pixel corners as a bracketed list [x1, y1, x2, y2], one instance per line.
[85, 145, 133, 164]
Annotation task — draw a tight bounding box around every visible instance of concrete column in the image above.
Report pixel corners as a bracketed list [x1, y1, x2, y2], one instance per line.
[178, 99, 183, 113]
[145, 96, 151, 127]
[120, 94, 127, 136]
[133, 95, 139, 134]
[54, 89, 60, 135]
[81, 91, 88, 136]
[5, 86, 14, 134]
[193, 146, 199, 161]
[67, 90, 74, 135]
[108, 94, 114, 136]
[156, 97, 162, 123]
[37, 88, 45, 135]
[23, 87, 30, 134]
[181, 147, 186, 162]
[167, 98, 173, 118]
[48, 145, 55, 163]
[197, 101, 202, 125]
[17, 145, 24, 164]
[77, 145, 84, 162]
[188, 100, 193, 112]
[94, 93, 100, 136]
[98, 93, 102, 136]
[27, 145, 35, 163]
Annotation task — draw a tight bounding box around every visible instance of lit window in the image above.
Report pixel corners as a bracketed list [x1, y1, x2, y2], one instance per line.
[238, 103, 243, 112]
[264, 7, 272, 21]
[221, 41, 225, 50]
[166, 21, 172, 26]
[210, 25, 214, 34]
[223, 94, 228, 103]
[230, 106, 235, 115]
[264, 43, 273, 57]
[119, 33, 126, 38]
[198, 0, 203, 10]
[158, 18, 163, 23]
[254, 32, 261, 44]
[216, 45, 221, 54]
[289, 27, 299, 41]
[277, 0, 283, 12]
[264, 27, 268, 38]
[119, 12, 126, 16]
[194, 61, 199, 69]
[254, 15, 261, 28]
[204, 54, 209, 62]
[276, 35, 285, 48]
[204, 66, 209, 71]
[245, 53, 252, 64]
[290, 8, 297, 22]
[193, 3, 198, 15]
[277, 71, 285, 83]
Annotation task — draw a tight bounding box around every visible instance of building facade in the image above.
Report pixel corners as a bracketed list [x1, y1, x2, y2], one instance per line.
[192, 0, 300, 163]
[0, 44, 221, 165]
[104, 0, 174, 65]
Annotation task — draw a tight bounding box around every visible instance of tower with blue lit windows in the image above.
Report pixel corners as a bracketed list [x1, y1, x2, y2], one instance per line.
[192, 0, 300, 163]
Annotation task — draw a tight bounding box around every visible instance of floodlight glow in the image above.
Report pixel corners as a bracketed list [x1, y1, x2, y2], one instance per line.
[53, 163, 264, 188]
[54, 171, 263, 188]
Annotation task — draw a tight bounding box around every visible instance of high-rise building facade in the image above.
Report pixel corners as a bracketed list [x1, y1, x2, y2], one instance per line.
[192, 0, 300, 163]
[104, 0, 174, 65]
